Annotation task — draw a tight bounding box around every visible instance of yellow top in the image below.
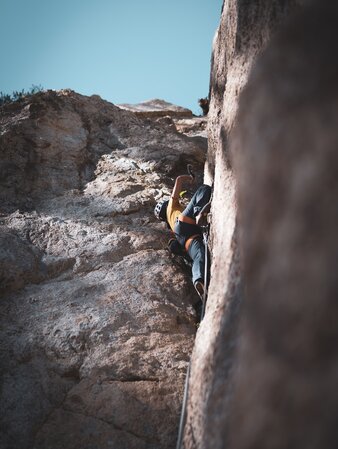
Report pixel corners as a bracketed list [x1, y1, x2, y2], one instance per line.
[166, 197, 183, 231]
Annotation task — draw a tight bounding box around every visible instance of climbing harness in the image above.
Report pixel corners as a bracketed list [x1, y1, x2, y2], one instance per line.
[176, 217, 211, 449]
[179, 214, 197, 226]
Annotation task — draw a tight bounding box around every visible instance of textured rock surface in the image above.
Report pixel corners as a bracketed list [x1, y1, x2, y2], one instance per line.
[0, 90, 206, 449]
[174, 117, 207, 138]
[117, 99, 193, 118]
[232, 2, 338, 448]
[184, 1, 302, 448]
[4, 2, 335, 448]
[117, 99, 207, 140]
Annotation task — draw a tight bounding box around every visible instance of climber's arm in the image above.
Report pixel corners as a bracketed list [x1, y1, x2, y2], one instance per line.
[171, 175, 193, 201]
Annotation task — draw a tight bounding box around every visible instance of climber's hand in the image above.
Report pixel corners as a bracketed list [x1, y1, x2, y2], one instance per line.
[171, 175, 193, 200]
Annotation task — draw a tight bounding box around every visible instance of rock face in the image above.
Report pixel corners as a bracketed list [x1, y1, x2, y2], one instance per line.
[184, 1, 303, 449]
[0, 90, 206, 449]
[174, 117, 207, 138]
[117, 99, 193, 119]
[232, 2, 338, 448]
[4, 2, 336, 448]
[118, 99, 208, 139]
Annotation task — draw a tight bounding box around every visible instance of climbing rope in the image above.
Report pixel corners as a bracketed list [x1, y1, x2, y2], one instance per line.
[175, 165, 213, 449]
[176, 362, 191, 449]
[176, 220, 210, 449]
[201, 223, 209, 319]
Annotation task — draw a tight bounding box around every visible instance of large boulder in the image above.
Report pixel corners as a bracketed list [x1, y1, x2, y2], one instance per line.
[0, 90, 206, 449]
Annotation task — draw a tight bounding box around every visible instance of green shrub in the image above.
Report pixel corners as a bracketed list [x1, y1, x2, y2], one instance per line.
[0, 84, 44, 106]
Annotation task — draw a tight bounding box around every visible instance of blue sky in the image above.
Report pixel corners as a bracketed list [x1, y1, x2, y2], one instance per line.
[0, 0, 223, 115]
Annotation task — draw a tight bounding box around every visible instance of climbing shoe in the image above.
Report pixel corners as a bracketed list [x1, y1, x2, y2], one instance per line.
[194, 280, 205, 299]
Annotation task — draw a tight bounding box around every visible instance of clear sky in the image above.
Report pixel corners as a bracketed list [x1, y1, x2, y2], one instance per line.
[0, 0, 223, 115]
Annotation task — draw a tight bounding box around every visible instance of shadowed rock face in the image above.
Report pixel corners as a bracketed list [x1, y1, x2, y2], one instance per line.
[232, 2, 338, 448]
[184, 2, 300, 448]
[0, 90, 206, 449]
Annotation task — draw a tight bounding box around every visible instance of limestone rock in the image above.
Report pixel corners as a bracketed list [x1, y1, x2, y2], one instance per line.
[174, 117, 208, 138]
[117, 98, 193, 119]
[0, 90, 206, 449]
[184, 1, 302, 449]
[0, 225, 44, 293]
[232, 2, 338, 448]
[0, 90, 204, 211]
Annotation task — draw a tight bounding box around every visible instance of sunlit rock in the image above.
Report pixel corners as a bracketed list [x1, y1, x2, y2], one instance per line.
[0, 90, 205, 449]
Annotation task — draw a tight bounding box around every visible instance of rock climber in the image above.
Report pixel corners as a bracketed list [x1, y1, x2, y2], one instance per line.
[154, 175, 212, 299]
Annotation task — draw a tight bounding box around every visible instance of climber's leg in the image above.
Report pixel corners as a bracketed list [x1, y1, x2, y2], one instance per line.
[182, 184, 212, 218]
[187, 237, 209, 286]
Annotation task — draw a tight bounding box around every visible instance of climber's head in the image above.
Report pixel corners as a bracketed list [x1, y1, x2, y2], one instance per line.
[154, 200, 169, 222]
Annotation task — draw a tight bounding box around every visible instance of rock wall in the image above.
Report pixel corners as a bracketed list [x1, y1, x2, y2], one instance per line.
[3, 2, 336, 448]
[0, 91, 206, 449]
[232, 2, 338, 448]
[184, 1, 303, 448]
